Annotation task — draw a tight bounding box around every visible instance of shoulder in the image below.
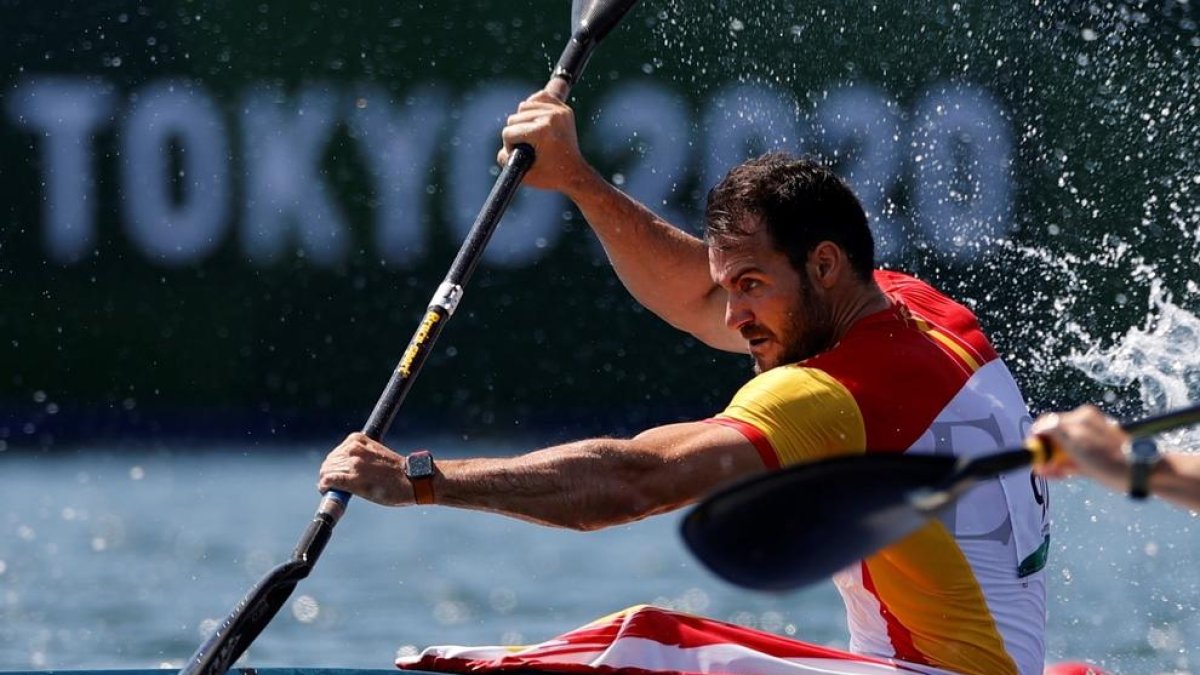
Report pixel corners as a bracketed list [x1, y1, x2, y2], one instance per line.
[718, 365, 867, 466]
[872, 269, 998, 364]
[731, 364, 852, 403]
[874, 269, 985, 330]
[725, 365, 863, 435]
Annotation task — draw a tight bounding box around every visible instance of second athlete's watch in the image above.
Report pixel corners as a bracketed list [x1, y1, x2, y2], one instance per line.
[405, 450, 437, 505]
[1128, 438, 1159, 501]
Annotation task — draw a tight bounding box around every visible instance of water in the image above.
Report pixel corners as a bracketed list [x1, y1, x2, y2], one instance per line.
[1070, 280, 1200, 452]
[2, 442, 1198, 674]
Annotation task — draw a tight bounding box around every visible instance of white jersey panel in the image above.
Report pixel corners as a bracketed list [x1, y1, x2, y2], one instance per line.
[908, 358, 1048, 675]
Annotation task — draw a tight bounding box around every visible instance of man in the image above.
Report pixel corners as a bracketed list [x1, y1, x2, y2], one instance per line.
[320, 91, 1048, 674]
[1034, 405, 1200, 510]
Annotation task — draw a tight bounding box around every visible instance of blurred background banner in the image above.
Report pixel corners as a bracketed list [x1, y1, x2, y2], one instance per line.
[2, 1, 1197, 445]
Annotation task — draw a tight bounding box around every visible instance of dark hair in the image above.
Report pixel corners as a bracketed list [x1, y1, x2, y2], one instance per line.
[704, 152, 875, 282]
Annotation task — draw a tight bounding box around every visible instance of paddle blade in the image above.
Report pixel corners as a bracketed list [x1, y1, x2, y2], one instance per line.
[180, 559, 311, 675]
[682, 454, 957, 591]
[572, 0, 641, 42]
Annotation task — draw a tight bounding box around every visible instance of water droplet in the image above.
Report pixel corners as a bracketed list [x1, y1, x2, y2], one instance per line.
[432, 600, 471, 626]
[292, 595, 320, 623]
[199, 618, 220, 638]
[489, 587, 517, 613]
[396, 645, 419, 660]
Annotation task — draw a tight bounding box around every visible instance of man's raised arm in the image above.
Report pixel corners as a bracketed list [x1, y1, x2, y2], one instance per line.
[499, 90, 745, 353]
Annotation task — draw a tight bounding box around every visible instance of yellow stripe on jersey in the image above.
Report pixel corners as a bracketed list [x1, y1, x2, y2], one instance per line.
[716, 365, 867, 466]
[866, 522, 1018, 675]
[925, 328, 983, 372]
[910, 316, 983, 373]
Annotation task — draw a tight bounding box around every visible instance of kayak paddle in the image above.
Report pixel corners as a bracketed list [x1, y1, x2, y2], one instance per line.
[681, 402, 1200, 592]
[179, 2, 641, 673]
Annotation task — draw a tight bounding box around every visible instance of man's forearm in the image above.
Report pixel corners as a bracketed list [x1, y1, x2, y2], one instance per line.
[561, 168, 743, 353]
[434, 438, 687, 531]
[1151, 454, 1200, 511]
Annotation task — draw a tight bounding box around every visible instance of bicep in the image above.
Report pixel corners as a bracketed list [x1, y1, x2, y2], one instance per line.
[626, 421, 768, 510]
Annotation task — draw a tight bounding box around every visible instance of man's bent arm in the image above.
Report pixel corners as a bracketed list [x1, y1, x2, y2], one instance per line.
[561, 167, 743, 352]
[1150, 454, 1200, 512]
[1035, 405, 1200, 511]
[319, 422, 765, 530]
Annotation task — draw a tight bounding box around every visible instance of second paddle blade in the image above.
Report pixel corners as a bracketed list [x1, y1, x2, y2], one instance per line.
[681, 453, 958, 591]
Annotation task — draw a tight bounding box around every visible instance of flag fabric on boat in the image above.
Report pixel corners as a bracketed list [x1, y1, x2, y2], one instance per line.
[395, 604, 955, 674]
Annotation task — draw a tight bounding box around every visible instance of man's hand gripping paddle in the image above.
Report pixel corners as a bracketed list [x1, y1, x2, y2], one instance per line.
[682, 403, 1200, 592]
[179, 2, 641, 673]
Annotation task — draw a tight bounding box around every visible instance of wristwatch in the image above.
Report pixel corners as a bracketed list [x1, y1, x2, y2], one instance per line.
[1128, 438, 1159, 500]
[405, 450, 436, 505]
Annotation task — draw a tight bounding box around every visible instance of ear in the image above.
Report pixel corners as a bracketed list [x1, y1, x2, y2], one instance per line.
[808, 241, 844, 289]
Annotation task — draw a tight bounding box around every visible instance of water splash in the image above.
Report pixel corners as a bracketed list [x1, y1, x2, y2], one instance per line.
[1068, 278, 1200, 451]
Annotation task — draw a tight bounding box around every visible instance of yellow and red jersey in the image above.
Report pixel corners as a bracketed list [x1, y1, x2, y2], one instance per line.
[710, 269, 1048, 675]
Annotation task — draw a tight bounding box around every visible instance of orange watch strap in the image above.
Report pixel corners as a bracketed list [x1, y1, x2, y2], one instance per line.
[406, 450, 436, 505]
[411, 475, 435, 505]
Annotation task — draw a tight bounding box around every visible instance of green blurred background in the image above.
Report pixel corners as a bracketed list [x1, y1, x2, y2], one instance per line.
[1, 0, 1196, 446]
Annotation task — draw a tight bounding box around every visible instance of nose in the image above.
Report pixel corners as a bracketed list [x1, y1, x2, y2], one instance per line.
[725, 296, 752, 332]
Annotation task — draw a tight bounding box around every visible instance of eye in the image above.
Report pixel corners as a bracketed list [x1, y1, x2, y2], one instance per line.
[738, 277, 763, 293]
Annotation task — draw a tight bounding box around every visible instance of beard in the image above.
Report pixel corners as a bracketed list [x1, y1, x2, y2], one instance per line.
[747, 277, 837, 374]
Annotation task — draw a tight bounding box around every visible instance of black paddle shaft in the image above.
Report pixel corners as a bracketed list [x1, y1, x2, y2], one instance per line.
[936, 401, 1200, 501]
[179, 3, 641, 674]
[683, 402, 1200, 592]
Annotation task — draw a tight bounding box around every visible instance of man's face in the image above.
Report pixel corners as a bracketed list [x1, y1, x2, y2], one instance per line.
[708, 222, 835, 374]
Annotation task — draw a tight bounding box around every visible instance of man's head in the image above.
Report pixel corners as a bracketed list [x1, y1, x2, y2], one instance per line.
[704, 153, 876, 373]
[705, 152, 874, 281]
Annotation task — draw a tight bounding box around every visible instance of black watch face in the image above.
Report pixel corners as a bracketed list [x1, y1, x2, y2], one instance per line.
[407, 452, 434, 478]
[1131, 438, 1158, 461]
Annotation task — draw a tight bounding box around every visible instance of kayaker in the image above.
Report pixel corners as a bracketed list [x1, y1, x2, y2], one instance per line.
[319, 91, 1049, 675]
[1033, 405, 1200, 510]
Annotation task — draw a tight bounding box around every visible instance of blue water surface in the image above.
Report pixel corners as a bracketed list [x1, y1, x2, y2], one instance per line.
[1, 444, 1196, 673]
